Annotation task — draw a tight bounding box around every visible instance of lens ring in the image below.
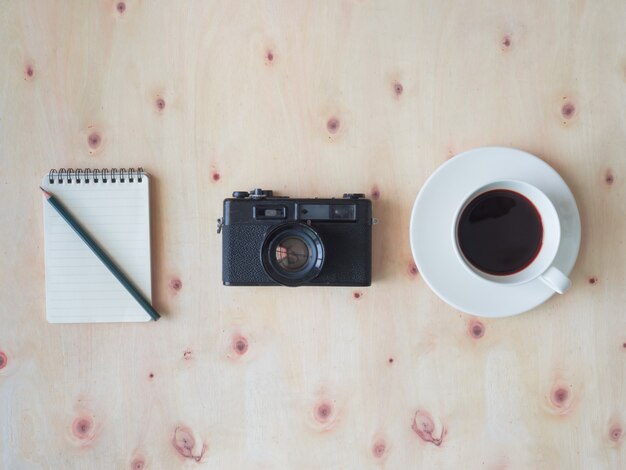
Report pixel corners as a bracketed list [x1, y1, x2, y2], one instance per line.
[262, 223, 325, 286]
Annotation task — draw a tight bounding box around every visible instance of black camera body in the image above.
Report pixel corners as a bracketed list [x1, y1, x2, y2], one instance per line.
[219, 189, 373, 287]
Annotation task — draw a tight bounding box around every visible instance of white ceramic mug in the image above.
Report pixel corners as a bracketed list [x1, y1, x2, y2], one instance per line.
[452, 180, 571, 294]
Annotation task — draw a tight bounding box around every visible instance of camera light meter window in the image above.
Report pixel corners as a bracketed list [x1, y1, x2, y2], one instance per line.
[262, 224, 325, 286]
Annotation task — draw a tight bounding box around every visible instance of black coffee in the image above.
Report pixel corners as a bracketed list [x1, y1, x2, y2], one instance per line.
[457, 189, 543, 276]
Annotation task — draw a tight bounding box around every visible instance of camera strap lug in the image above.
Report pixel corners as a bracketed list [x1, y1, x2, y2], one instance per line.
[216, 218, 224, 234]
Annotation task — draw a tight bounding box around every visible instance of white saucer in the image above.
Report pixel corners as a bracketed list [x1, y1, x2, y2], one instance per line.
[409, 147, 581, 317]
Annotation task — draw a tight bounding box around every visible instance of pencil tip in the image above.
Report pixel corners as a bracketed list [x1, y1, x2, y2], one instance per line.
[40, 187, 52, 199]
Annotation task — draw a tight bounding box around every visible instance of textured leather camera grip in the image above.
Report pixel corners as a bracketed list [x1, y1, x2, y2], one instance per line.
[222, 225, 273, 285]
[313, 224, 371, 286]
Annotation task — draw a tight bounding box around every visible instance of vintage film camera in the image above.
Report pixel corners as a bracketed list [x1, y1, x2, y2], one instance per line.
[218, 189, 373, 286]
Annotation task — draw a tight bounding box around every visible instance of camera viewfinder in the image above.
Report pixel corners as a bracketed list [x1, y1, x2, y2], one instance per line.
[254, 206, 286, 219]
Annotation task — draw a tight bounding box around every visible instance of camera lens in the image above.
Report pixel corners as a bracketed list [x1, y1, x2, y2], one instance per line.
[275, 237, 310, 272]
[262, 224, 325, 286]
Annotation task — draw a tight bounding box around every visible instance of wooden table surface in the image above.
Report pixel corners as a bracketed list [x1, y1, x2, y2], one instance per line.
[1, 1, 625, 468]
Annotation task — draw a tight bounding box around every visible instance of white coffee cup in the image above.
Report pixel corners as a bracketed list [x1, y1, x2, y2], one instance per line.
[452, 180, 571, 294]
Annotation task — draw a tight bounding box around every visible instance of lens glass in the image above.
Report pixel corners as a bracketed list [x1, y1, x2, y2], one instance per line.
[274, 237, 311, 272]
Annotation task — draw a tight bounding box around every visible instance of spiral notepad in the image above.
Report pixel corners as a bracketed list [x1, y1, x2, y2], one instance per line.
[41, 168, 152, 323]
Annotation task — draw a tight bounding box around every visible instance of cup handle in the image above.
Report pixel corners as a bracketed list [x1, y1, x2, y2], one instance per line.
[540, 266, 571, 294]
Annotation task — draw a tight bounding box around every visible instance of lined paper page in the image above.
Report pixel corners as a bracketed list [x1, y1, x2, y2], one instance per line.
[41, 174, 152, 323]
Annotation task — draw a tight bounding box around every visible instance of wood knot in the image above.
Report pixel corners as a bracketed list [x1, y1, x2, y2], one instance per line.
[72, 416, 94, 441]
[232, 336, 248, 355]
[372, 439, 387, 458]
[326, 117, 340, 134]
[393, 81, 403, 96]
[170, 278, 183, 292]
[87, 132, 102, 150]
[468, 319, 485, 339]
[549, 384, 574, 413]
[371, 185, 381, 200]
[315, 402, 333, 423]
[561, 102, 576, 120]
[411, 410, 445, 446]
[172, 426, 207, 462]
[610, 425, 623, 443]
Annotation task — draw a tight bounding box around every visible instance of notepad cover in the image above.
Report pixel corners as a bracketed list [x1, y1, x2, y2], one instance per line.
[41, 173, 152, 323]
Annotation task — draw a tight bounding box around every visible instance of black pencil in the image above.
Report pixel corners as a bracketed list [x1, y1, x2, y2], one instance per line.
[40, 187, 160, 321]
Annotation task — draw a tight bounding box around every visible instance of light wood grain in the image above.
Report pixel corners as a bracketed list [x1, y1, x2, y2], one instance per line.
[1, 1, 625, 468]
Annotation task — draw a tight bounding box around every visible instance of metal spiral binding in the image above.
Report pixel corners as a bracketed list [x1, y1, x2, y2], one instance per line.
[47, 168, 146, 184]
